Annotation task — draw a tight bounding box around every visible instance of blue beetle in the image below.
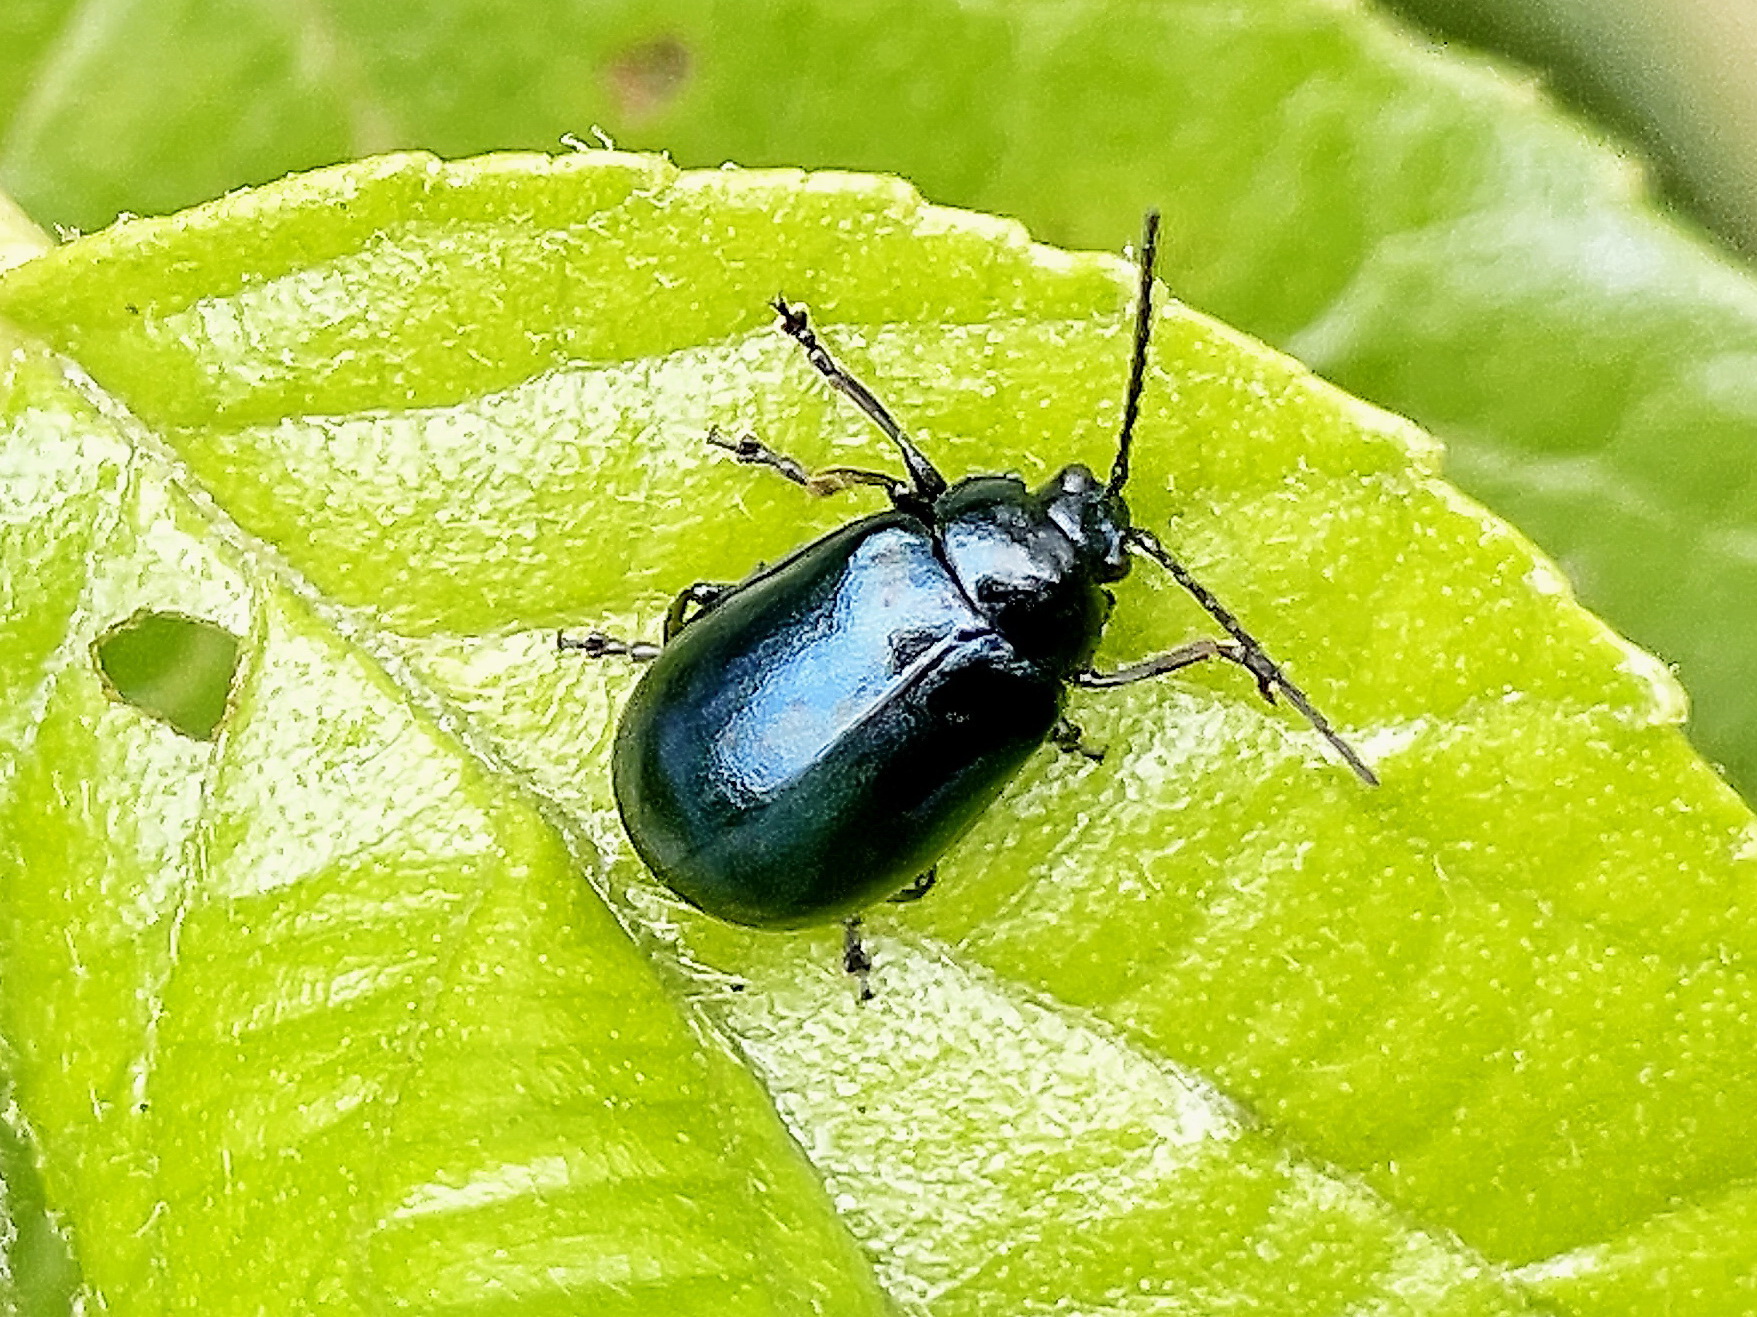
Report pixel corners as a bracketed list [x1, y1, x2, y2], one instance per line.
[564, 214, 1375, 994]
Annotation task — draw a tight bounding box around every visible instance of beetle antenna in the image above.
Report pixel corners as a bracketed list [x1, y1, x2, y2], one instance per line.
[1108, 210, 1161, 496]
[771, 296, 949, 502]
[1125, 526, 1379, 786]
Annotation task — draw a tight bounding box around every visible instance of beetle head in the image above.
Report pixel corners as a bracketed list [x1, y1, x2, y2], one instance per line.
[1037, 463, 1131, 584]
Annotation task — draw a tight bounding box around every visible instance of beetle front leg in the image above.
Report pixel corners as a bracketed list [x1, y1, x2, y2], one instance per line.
[556, 630, 662, 663]
[706, 428, 909, 502]
[1073, 638, 1240, 690]
[1119, 529, 1378, 786]
[1076, 636, 1378, 786]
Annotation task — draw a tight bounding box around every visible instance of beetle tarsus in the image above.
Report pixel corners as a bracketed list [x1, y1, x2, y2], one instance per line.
[886, 868, 938, 904]
[842, 917, 876, 1002]
[1238, 648, 1280, 704]
[557, 629, 662, 663]
[707, 426, 815, 487]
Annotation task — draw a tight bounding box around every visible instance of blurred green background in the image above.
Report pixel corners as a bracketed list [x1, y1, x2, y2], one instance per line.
[5, 0, 1757, 801]
[1387, 0, 1757, 259]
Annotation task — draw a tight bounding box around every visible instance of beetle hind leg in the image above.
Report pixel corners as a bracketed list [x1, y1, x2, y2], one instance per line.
[556, 629, 661, 662]
[706, 428, 906, 501]
[560, 579, 739, 659]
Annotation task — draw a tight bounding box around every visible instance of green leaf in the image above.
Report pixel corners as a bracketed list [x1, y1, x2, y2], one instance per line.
[10, 0, 1757, 806]
[4, 151, 1756, 1314]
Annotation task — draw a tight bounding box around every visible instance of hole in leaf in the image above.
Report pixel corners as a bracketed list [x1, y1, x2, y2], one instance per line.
[93, 610, 242, 741]
[0, 1078, 81, 1310]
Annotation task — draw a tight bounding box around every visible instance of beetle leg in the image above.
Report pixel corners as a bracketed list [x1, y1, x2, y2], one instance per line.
[767, 299, 949, 504]
[1050, 718, 1107, 763]
[842, 916, 876, 1003]
[886, 868, 938, 904]
[706, 428, 907, 501]
[1124, 530, 1370, 790]
[1073, 638, 1238, 689]
[1075, 626, 1378, 787]
[1119, 528, 1377, 785]
[663, 581, 737, 641]
[556, 629, 662, 663]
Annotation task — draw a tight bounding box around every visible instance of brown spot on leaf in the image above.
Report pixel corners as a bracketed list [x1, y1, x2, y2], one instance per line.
[605, 37, 692, 125]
